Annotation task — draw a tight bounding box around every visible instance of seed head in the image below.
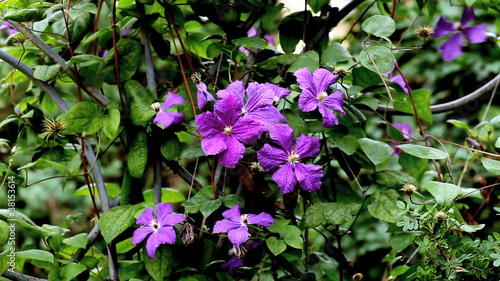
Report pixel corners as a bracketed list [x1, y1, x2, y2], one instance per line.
[41, 117, 67, 140]
[334, 67, 350, 78]
[414, 25, 435, 39]
[401, 183, 417, 195]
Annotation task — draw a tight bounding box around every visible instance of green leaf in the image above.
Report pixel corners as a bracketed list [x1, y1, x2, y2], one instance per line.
[102, 39, 143, 84]
[3, 8, 43, 22]
[123, 81, 156, 127]
[143, 246, 173, 280]
[266, 237, 287, 256]
[143, 188, 186, 204]
[221, 194, 244, 208]
[280, 225, 303, 249]
[397, 144, 448, 160]
[367, 189, 401, 223]
[100, 204, 143, 244]
[308, 0, 330, 13]
[200, 199, 222, 218]
[390, 265, 410, 277]
[63, 233, 88, 249]
[103, 102, 121, 139]
[16, 250, 54, 264]
[361, 15, 396, 37]
[61, 101, 103, 135]
[495, 137, 500, 148]
[393, 89, 433, 124]
[128, 131, 148, 178]
[0, 210, 54, 237]
[161, 137, 182, 160]
[73, 183, 121, 198]
[358, 138, 393, 165]
[482, 157, 500, 175]
[287, 51, 320, 73]
[182, 187, 213, 213]
[33, 64, 60, 82]
[77, 60, 104, 88]
[180, 143, 205, 160]
[80, 256, 99, 269]
[0, 220, 8, 244]
[284, 110, 308, 137]
[321, 42, 353, 65]
[279, 16, 303, 54]
[376, 170, 418, 187]
[331, 134, 358, 155]
[60, 263, 87, 281]
[352, 66, 383, 88]
[304, 202, 361, 228]
[359, 44, 395, 74]
[389, 232, 418, 252]
[422, 181, 461, 206]
[267, 219, 291, 233]
[232, 37, 267, 49]
[447, 119, 470, 131]
[460, 224, 485, 233]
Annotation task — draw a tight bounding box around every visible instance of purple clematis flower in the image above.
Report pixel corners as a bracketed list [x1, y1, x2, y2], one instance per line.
[0, 21, 17, 36]
[217, 81, 286, 130]
[196, 82, 215, 109]
[391, 122, 412, 155]
[257, 124, 323, 194]
[265, 83, 291, 104]
[153, 92, 185, 129]
[432, 6, 488, 61]
[195, 92, 265, 168]
[294, 67, 345, 128]
[132, 203, 185, 258]
[213, 205, 274, 247]
[222, 256, 244, 276]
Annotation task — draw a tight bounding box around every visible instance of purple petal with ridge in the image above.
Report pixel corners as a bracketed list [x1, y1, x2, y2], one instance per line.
[272, 162, 297, 194]
[438, 33, 463, 61]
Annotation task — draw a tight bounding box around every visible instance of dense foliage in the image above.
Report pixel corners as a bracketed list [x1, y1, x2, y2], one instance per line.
[1, 0, 500, 280]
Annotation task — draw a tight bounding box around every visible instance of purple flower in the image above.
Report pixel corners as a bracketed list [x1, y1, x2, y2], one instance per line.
[132, 203, 185, 258]
[264, 83, 291, 104]
[432, 6, 488, 61]
[217, 81, 285, 130]
[212, 205, 274, 247]
[153, 92, 185, 129]
[196, 82, 215, 109]
[257, 124, 323, 194]
[0, 21, 17, 36]
[386, 65, 410, 94]
[294, 67, 345, 128]
[391, 122, 412, 155]
[195, 93, 265, 168]
[221, 256, 244, 276]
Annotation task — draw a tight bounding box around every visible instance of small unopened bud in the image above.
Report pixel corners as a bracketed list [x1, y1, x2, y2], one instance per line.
[334, 67, 350, 78]
[435, 211, 448, 221]
[401, 183, 417, 195]
[414, 25, 435, 39]
[181, 223, 196, 245]
[151, 102, 162, 113]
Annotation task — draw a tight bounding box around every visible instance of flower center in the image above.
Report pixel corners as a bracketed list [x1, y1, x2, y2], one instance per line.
[287, 152, 301, 163]
[241, 214, 249, 224]
[150, 219, 160, 230]
[223, 126, 233, 135]
[317, 92, 328, 102]
[151, 102, 162, 113]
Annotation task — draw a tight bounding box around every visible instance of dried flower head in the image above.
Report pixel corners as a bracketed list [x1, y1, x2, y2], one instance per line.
[181, 222, 196, 245]
[352, 273, 364, 280]
[401, 183, 417, 195]
[41, 117, 67, 140]
[414, 25, 435, 38]
[434, 211, 449, 220]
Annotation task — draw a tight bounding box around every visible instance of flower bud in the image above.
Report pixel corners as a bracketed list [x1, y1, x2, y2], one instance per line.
[434, 211, 448, 221]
